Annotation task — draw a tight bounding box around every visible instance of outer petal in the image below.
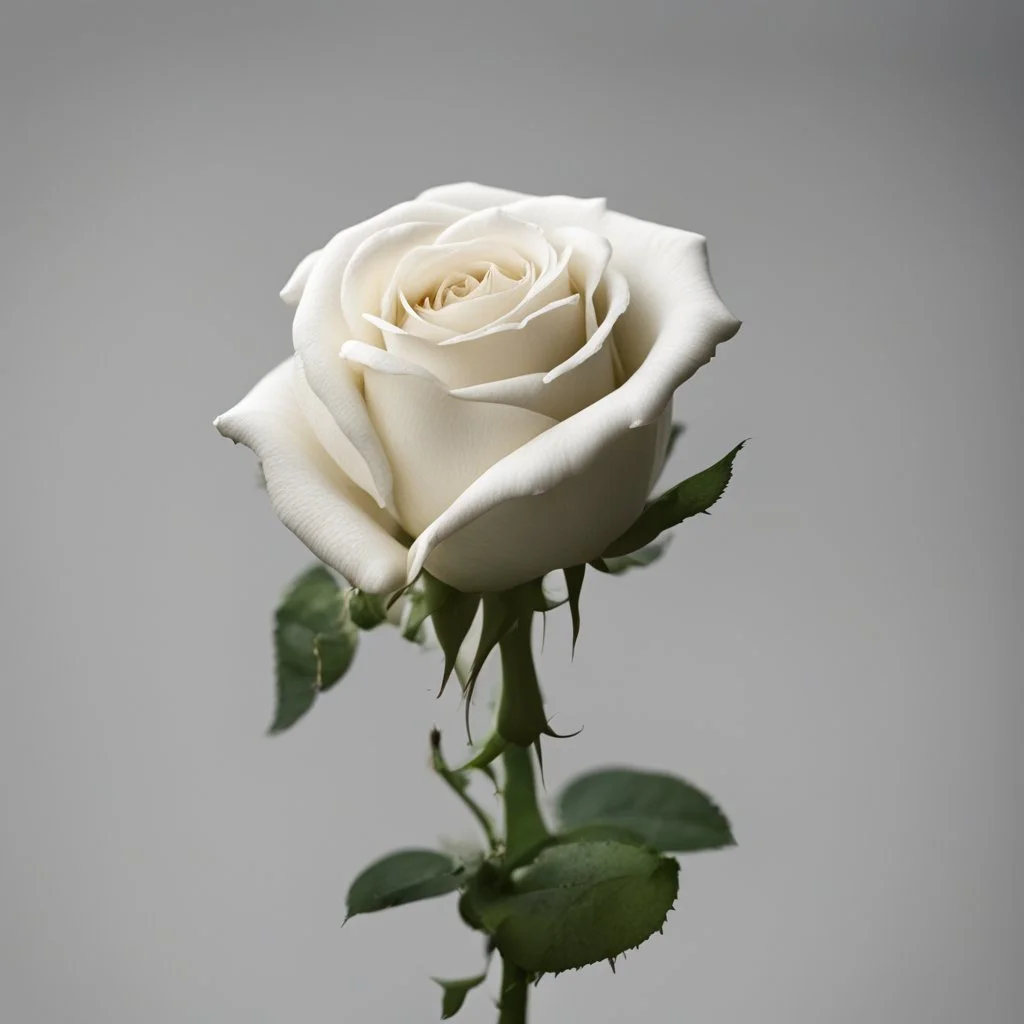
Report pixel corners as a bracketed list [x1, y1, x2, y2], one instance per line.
[407, 226, 740, 588]
[416, 184, 606, 234]
[292, 200, 463, 510]
[292, 356, 379, 500]
[421, 409, 671, 592]
[214, 358, 409, 595]
[341, 342, 556, 538]
[280, 249, 322, 306]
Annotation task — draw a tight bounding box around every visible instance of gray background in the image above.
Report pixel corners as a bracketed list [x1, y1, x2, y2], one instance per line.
[2, 1, 1021, 1021]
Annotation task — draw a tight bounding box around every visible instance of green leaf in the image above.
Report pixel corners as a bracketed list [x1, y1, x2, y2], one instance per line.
[348, 588, 389, 630]
[345, 849, 464, 919]
[271, 566, 357, 733]
[564, 565, 585, 653]
[475, 840, 679, 973]
[591, 539, 669, 575]
[603, 441, 746, 557]
[433, 971, 488, 1019]
[557, 768, 734, 853]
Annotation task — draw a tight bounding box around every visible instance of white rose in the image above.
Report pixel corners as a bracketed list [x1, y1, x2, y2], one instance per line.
[215, 183, 739, 594]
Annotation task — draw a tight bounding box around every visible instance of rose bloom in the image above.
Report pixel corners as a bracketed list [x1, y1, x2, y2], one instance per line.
[215, 183, 739, 593]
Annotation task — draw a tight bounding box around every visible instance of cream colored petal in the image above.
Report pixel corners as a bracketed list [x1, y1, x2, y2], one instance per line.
[420, 409, 671, 592]
[280, 249, 322, 306]
[406, 225, 739, 588]
[416, 184, 607, 233]
[381, 293, 584, 388]
[598, 209, 740, 382]
[291, 355, 379, 500]
[340, 220, 449, 347]
[445, 266, 625, 420]
[547, 226, 612, 337]
[340, 341, 556, 538]
[214, 358, 408, 595]
[293, 200, 463, 510]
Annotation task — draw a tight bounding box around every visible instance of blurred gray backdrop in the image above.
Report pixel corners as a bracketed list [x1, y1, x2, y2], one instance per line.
[2, 1, 1021, 1021]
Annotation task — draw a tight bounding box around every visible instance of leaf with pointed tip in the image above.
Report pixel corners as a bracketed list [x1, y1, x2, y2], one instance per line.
[432, 590, 481, 691]
[603, 441, 746, 557]
[433, 971, 488, 1018]
[557, 768, 734, 853]
[564, 565, 585, 653]
[473, 840, 679, 973]
[591, 540, 669, 576]
[348, 588, 389, 630]
[270, 566, 357, 733]
[345, 849, 464, 919]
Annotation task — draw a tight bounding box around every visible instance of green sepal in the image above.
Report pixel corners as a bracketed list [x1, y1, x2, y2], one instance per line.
[344, 849, 465, 920]
[474, 840, 679, 973]
[432, 589, 481, 693]
[433, 970, 489, 1019]
[270, 565, 357, 734]
[348, 588, 389, 630]
[665, 421, 685, 463]
[603, 441, 746, 557]
[401, 572, 453, 643]
[557, 768, 735, 853]
[591, 539, 669, 575]
[563, 565, 585, 654]
[467, 593, 519, 688]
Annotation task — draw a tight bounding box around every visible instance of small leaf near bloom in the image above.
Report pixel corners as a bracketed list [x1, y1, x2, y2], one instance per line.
[603, 441, 747, 558]
[557, 768, 735, 853]
[271, 566, 357, 734]
[345, 849, 465, 920]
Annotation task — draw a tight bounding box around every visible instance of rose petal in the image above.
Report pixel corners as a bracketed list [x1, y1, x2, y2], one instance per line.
[381, 238, 538, 342]
[406, 228, 740, 588]
[292, 355, 379, 500]
[378, 292, 584, 388]
[417, 184, 606, 233]
[214, 358, 409, 594]
[293, 200, 463, 510]
[341, 341, 556, 538]
[598, 209, 740, 381]
[280, 249, 322, 306]
[547, 226, 612, 338]
[447, 267, 626, 420]
[404, 260, 535, 337]
[419, 409, 672, 592]
[341, 220, 449, 348]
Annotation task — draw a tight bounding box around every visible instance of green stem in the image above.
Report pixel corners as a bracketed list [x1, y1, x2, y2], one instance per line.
[497, 956, 529, 1024]
[501, 742, 549, 868]
[430, 730, 499, 851]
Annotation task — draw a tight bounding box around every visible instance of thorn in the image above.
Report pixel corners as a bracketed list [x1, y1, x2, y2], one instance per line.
[533, 737, 546, 787]
[607, 957, 617, 973]
[543, 721, 583, 740]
